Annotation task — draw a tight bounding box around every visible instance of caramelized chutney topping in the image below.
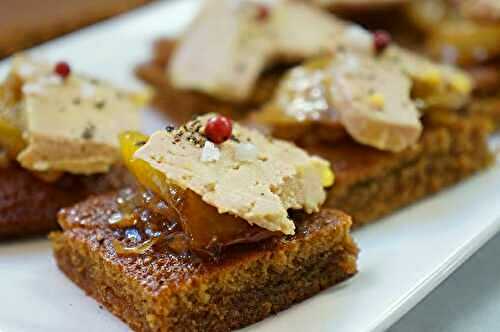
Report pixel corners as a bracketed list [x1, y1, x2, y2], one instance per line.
[111, 187, 278, 259]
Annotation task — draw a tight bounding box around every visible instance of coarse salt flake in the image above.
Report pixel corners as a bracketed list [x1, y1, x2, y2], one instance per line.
[80, 82, 96, 99]
[40, 74, 63, 86]
[343, 55, 360, 73]
[33, 160, 50, 171]
[18, 63, 36, 78]
[235, 142, 258, 161]
[22, 83, 44, 96]
[200, 141, 220, 162]
[343, 25, 372, 53]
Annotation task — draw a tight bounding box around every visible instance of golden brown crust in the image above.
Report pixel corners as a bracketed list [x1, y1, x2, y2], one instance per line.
[0, 163, 135, 238]
[467, 96, 500, 130]
[305, 111, 493, 226]
[467, 63, 500, 94]
[0, 0, 153, 59]
[52, 193, 358, 331]
[311, 0, 409, 13]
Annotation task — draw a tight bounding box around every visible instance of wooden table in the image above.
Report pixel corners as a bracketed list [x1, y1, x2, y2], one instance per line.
[0, 0, 154, 58]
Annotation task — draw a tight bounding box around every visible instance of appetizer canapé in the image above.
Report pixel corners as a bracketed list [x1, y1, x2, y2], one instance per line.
[404, 0, 500, 128]
[137, 0, 492, 225]
[0, 56, 143, 237]
[137, 0, 347, 123]
[317, 0, 500, 129]
[51, 114, 358, 331]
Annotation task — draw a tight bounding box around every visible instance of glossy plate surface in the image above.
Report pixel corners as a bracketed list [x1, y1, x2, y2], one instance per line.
[1, 1, 500, 331]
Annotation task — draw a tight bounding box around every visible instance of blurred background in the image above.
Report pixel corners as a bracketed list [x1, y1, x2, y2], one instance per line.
[0, 0, 157, 59]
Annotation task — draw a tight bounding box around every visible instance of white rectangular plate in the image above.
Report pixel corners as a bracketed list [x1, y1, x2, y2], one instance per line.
[1, 1, 499, 331]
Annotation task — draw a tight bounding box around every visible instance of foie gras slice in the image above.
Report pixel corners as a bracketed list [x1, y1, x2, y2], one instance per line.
[169, 0, 471, 110]
[0, 56, 142, 175]
[168, 0, 343, 102]
[259, 51, 422, 152]
[134, 114, 333, 235]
